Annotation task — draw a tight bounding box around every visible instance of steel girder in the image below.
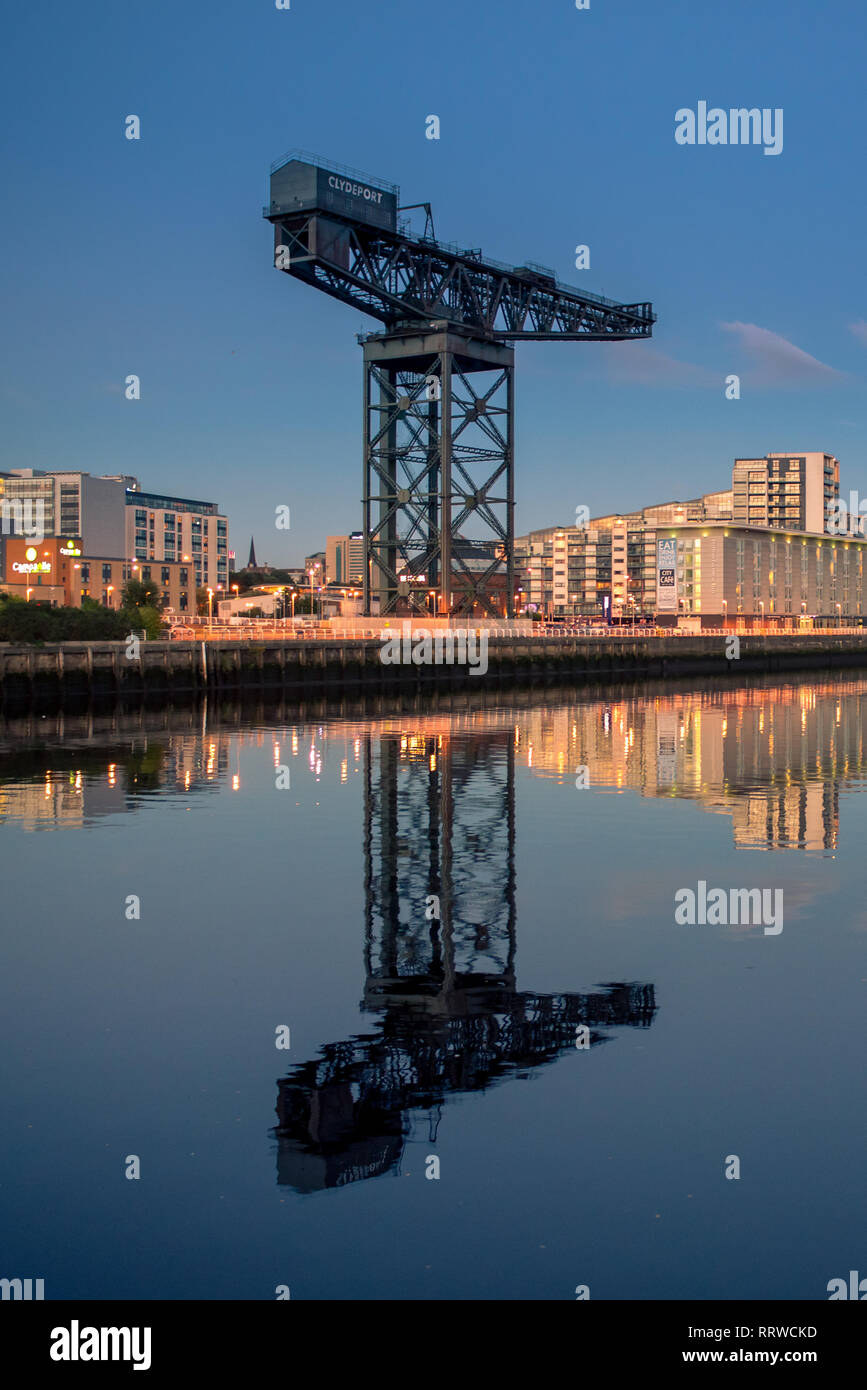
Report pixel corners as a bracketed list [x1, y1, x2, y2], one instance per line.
[270, 213, 655, 340]
[363, 328, 514, 618]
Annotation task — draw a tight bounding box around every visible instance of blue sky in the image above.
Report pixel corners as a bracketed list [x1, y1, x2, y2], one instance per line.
[2, 0, 866, 564]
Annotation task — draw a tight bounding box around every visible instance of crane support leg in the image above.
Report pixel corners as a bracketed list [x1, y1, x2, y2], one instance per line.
[362, 328, 515, 618]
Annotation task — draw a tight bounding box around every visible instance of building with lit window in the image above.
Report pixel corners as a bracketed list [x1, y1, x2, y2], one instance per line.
[125, 489, 228, 593]
[0, 469, 222, 610]
[1, 536, 192, 612]
[515, 454, 861, 625]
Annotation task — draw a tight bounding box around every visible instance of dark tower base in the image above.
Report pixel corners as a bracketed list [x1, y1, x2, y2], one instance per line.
[362, 328, 514, 618]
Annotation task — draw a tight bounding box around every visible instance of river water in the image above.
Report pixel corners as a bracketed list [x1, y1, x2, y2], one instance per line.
[1, 674, 864, 1300]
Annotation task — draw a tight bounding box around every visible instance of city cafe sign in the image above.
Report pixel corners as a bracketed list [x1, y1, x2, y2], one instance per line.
[60, 540, 81, 556]
[13, 545, 51, 575]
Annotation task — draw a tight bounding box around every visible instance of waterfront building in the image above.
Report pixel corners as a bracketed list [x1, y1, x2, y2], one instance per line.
[732, 453, 838, 534]
[516, 454, 852, 624]
[125, 487, 228, 593]
[1, 536, 193, 612]
[0, 469, 227, 604]
[1, 469, 130, 554]
[517, 520, 867, 624]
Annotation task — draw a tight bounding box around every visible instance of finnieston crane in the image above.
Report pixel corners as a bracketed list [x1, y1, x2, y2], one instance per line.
[265, 150, 656, 618]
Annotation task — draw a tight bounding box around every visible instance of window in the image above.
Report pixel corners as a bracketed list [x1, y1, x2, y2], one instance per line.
[161, 567, 170, 584]
[102, 564, 112, 582]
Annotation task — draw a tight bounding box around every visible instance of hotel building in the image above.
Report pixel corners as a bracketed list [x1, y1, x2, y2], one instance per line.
[2, 536, 193, 612]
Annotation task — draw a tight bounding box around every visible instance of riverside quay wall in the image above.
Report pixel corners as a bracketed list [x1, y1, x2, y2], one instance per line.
[4, 633, 867, 710]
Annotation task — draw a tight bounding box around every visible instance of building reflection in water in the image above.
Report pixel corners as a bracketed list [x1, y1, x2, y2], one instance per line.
[520, 681, 863, 853]
[4, 680, 867, 1185]
[274, 723, 657, 1192]
[3, 678, 866, 853]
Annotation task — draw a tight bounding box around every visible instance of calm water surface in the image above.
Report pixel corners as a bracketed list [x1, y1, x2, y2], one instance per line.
[1, 675, 865, 1300]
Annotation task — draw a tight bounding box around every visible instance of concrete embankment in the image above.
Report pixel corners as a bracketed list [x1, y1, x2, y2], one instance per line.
[2, 633, 867, 710]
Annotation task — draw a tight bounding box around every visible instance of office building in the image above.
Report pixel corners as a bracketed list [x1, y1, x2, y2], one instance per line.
[326, 533, 366, 585]
[0, 470, 130, 553]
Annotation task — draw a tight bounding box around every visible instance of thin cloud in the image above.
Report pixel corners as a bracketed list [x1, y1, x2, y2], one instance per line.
[849, 320, 867, 345]
[599, 341, 716, 387]
[720, 321, 842, 385]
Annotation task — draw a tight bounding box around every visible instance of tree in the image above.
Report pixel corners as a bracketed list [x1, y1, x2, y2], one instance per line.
[0, 595, 129, 642]
[196, 586, 210, 615]
[122, 577, 159, 609]
[120, 603, 163, 640]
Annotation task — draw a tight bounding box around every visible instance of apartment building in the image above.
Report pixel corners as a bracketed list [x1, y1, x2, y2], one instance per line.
[125, 488, 228, 592]
[732, 453, 839, 534]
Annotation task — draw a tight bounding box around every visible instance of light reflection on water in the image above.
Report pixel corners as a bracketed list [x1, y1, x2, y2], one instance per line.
[0, 674, 864, 1299]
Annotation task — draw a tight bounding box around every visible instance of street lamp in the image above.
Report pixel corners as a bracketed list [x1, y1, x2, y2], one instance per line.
[759, 600, 764, 631]
[107, 584, 114, 609]
[836, 602, 842, 628]
[207, 587, 214, 630]
[307, 564, 321, 619]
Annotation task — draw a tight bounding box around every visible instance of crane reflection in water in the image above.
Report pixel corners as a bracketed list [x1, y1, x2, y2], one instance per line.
[273, 722, 657, 1190]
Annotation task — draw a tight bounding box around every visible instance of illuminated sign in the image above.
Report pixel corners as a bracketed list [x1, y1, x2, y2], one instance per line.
[60, 541, 81, 556]
[13, 561, 51, 574]
[25, 546, 37, 561]
[656, 538, 678, 613]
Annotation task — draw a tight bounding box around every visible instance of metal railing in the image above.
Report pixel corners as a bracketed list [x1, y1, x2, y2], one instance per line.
[168, 618, 867, 643]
